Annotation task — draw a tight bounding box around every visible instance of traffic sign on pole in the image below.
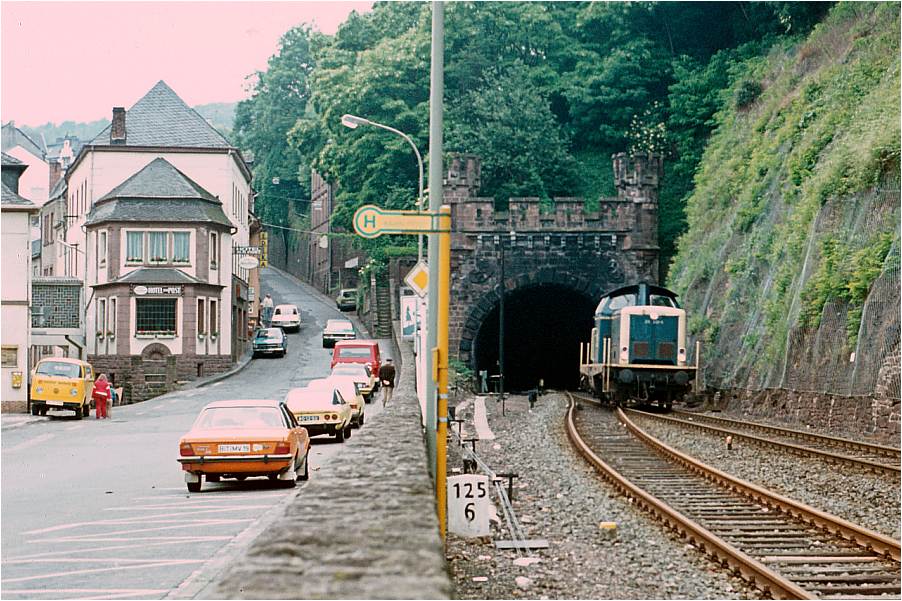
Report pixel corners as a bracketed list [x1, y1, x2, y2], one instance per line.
[404, 261, 429, 297]
[353, 205, 449, 238]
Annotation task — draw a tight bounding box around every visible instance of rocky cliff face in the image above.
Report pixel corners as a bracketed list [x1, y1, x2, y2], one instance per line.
[668, 4, 900, 438]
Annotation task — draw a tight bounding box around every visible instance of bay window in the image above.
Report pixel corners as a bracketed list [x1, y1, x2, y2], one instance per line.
[126, 232, 144, 263]
[173, 232, 190, 263]
[149, 232, 168, 262]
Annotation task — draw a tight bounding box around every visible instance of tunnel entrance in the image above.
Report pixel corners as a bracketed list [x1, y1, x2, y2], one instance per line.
[473, 284, 597, 392]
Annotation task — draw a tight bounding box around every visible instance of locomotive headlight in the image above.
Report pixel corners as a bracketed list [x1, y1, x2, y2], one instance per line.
[674, 371, 689, 385]
[678, 348, 686, 357]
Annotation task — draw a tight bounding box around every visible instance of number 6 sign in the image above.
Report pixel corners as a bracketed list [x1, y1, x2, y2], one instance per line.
[447, 474, 490, 537]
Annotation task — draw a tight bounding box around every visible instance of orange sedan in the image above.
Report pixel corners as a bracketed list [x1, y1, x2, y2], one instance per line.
[177, 399, 311, 493]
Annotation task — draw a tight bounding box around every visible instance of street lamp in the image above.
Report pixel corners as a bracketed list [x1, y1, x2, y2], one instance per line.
[340, 114, 424, 262]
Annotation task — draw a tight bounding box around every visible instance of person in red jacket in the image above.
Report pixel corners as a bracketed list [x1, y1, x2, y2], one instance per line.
[93, 374, 111, 419]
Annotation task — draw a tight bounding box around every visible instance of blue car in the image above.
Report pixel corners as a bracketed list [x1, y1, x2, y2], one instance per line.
[252, 327, 288, 358]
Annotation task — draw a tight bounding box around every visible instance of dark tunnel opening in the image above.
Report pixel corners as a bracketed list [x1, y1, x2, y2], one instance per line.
[473, 284, 597, 392]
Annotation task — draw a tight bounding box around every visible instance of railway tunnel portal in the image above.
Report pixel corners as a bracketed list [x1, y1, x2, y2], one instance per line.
[444, 153, 663, 391]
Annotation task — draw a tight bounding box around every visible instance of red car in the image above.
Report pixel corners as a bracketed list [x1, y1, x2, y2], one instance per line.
[331, 340, 381, 387]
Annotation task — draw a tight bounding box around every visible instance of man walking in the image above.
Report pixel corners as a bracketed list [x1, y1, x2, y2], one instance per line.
[379, 358, 396, 407]
[261, 293, 274, 327]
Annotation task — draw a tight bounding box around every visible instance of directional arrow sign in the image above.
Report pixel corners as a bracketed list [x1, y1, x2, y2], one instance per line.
[353, 205, 449, 239]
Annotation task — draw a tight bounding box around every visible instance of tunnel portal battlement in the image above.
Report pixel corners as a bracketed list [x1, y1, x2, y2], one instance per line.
[443, 152, 663, 380]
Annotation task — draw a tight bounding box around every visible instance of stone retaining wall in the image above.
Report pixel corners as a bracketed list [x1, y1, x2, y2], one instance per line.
[721, 388, 900, 443]
[209, 331, 451, 599]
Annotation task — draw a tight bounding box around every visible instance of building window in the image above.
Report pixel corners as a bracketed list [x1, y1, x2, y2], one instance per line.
[126, 232, 144, 263]
[210, 232, 219, 269]
[1, 346, 17, 367]
[209, 299, 218, 335]
[197, 298, 206, 334]
[109, 297, 117, 337]
[173, 232, 190, 263]
[148, 231, 168, 263]
[136, 298, 177, 335]
[97, 299, 106, 337]
[98, 231, 107, 267]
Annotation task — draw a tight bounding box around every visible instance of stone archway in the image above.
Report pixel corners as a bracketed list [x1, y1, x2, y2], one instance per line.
[460, 271, 605, 391]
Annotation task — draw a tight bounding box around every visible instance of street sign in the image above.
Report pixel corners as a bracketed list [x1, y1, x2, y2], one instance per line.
[404, 261, 429, 297]
[234, 246, 262, 256]
[447, 474, 490, 537]
[401, 295, 417, 339]
[353, 205, 449, 239]
[239, 256, 260, 270]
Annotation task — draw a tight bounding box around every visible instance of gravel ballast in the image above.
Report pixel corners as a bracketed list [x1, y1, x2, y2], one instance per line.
[445, 392, 766, 600]
[630, 411, 902, 540]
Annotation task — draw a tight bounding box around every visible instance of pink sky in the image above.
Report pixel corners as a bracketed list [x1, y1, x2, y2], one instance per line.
[1, 1, 372, 126]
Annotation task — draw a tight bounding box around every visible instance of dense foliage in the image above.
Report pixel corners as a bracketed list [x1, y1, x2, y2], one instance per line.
[668, 2, 900, 384]
[234, 1, 831, 270]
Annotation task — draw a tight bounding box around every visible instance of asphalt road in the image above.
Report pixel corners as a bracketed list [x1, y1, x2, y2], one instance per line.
[1, 268, 387, 600]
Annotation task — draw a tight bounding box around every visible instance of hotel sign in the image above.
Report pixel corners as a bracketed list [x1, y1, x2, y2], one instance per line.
[132, 285, 183, 296]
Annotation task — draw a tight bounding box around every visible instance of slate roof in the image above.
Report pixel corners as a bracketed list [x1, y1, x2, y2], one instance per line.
[85, 158, 231, 227]
[109, 268, 210, 285]
[49, 176, 67, 201]
[98, 157, 219, 202]
[89, 81, 231, 148]
[1, 180, 37, 208]
[1, 122, 45, 159]
[1, 152, 25, 167]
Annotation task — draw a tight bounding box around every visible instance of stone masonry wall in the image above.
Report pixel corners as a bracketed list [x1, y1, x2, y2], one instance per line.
[444, 153, 662, 366]
[209, 330, 451, 599]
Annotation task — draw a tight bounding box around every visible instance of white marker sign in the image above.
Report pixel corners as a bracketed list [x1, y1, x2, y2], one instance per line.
[447, 474, 491, 537]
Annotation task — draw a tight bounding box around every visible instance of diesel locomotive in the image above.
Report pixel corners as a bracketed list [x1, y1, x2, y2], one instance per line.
[579, 283, 698, 410]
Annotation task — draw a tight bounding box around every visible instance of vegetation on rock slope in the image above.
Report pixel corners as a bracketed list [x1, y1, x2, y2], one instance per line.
[668, 3, 900, 389]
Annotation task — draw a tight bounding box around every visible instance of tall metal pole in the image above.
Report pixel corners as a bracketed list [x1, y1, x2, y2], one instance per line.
[425, 0, 444, 481]
[436, 206, 451, 539]
[498, 238, 505, 414]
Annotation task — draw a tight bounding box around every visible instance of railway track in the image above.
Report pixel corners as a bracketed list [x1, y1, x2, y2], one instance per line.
[627, 409, 901, 476]
[565, 391, 901, 600]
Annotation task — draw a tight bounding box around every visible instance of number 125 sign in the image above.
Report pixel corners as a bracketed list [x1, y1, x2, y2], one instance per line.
[447, 474, 490, 537]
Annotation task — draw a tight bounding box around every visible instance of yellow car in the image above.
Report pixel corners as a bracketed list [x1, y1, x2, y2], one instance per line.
[178, 399, 311, 493]
[330, 362, 376, 402]
[30, 358, 95, 419]
[285, 384, 353, 442]
[309, 376, 365, 427]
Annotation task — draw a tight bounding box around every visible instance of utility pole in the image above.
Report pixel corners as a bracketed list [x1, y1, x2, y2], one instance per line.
[498, 236, 505, 415]
[425, 0, 444, 485]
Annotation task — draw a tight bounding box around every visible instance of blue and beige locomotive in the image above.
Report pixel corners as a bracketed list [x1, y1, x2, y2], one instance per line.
[579, 283, 697, 409]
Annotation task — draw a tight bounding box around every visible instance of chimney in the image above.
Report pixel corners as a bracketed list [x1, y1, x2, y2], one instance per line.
[110, 107, 126, 144]
[49, 159, 63, 191]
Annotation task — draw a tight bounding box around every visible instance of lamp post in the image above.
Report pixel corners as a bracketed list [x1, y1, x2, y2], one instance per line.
[340, 114, 424, 262]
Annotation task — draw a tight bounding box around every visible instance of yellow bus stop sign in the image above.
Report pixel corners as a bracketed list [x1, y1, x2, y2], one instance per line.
[353, 205, 449, 238]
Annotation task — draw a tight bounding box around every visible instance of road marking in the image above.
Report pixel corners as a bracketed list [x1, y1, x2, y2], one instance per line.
[65, 424, 83, 431]
[28, 521, 254, 541]
[4, 557, 204, 565]
[24, 518, 252, 535]
[1, 559, 204, 584]
[135, 412, 147, 416]
[26, 535, 233, 543]
[6, 433, 55, 453]
[11, 539, 202, 561]
[1, 589, 168, 599]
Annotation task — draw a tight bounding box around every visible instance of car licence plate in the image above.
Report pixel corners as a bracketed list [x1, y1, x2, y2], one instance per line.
[46, 400, 64, 406]
[298, 415, 318, 421]
[218, 444, 250, 453]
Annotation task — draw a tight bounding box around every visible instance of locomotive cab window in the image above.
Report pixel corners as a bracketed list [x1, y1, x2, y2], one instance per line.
[649, 294, 676, 308]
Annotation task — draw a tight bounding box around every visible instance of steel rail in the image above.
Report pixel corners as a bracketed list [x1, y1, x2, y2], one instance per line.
[566, 392, 901, 599]
[674, 410, 900, 460]
[628, 409, 901, 476]
[565, 392, 812, 600]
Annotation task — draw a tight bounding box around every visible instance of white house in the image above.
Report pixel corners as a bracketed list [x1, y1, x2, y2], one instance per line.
[2, 153, 39, 412]
[1, 122, 49, 207]
[64, 80, 254, 399]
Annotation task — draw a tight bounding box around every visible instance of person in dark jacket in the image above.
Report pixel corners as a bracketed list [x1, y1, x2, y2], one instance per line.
[378, 358, 396, 407]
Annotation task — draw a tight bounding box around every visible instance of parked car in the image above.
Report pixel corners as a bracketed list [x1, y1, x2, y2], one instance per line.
[331, 362, 376, 402]
[308, 376, 365, 427]
[177, 399, 311, 493]
[336, 288, 357, 311]
[271, 304, 301, 332]
[322, 318, 356, 348]
[331, 340, 382, 389]
[285, 384, 353, 442]
[253, 327, 288, 358]
[29, 358, 95, 418]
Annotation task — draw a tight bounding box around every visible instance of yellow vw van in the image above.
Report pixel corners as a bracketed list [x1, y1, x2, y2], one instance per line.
[30, 358, 95, 419]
